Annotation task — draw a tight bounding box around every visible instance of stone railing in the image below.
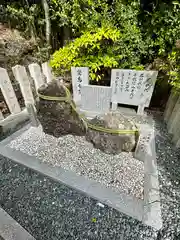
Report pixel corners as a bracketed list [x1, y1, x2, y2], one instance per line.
[0, 62, 54, 135]
[164, 89, 180, 147]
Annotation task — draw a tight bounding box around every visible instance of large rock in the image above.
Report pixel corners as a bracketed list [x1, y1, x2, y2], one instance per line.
[86, 112, 139, 154]
[37, 80, 86, 137]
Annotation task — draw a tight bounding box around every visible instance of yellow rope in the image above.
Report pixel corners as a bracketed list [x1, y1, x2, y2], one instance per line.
[38, 86, 139, 134]
[38, 93, 69, 102]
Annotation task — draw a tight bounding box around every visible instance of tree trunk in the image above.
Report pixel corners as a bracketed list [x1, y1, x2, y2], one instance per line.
[25, 0, 37, 41]
[63, 27, 71, 45]
[42, 0, 51, 47]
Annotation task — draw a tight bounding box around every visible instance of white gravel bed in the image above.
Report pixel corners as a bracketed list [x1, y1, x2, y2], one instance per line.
[8, 126, 144, 199]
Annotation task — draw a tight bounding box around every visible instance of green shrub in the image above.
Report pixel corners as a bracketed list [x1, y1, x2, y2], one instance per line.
[50, 1, 148, 81]
[50, 26, 121, 81]
[155, 40, 180, 89]
[3, 0, 180, 88]
[113, 0, 147, 69]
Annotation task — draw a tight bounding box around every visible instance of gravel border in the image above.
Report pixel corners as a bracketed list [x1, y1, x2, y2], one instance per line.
[0, 155, 158, 240]
[7, 126, 144, 199]
[0, 122, 162, 230]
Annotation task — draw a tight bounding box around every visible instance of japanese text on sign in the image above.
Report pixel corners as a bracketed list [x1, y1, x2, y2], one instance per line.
[114, 71, 119, 94]
[144, 74, 153, 93]
[77, 69, 82, 94]
[120, 72, 124, 92]
[125, 72, 130, 92]
[130, 72, 137, 99]
[137, 73, 144, 90]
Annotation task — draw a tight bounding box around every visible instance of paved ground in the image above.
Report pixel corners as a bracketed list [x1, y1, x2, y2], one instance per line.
[0, 114, 179, 239]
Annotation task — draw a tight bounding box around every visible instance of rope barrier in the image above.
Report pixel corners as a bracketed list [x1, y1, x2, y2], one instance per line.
[38, 86, 139, 134]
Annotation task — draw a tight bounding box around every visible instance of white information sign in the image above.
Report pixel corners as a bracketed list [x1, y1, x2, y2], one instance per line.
[81, 85, 111, 115]
[71, 67, 89, 105]
[111, 69, 158, 112]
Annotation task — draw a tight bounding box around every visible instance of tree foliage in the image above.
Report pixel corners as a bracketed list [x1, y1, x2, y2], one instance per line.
[1, 0, 180, 86]
[51, 26, 121, 80]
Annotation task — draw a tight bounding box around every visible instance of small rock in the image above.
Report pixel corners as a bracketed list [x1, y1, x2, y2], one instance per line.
[96, 202, 104, 208]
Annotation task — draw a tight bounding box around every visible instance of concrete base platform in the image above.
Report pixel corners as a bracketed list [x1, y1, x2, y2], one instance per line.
[78, 106, 137, 119]
[0, 123, 162, 230]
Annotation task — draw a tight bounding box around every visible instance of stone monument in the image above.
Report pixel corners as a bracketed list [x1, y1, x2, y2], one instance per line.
[37, 81, 139, 155]
[71, 67, 89, 105]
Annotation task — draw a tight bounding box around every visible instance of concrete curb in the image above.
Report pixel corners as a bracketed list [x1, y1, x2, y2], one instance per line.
[142, 129, 162, 230]
[0, 123, 31, 146]
[0, 109, 30, 142]
[0, 207, 35, 240]
[0, 123, 162, 230]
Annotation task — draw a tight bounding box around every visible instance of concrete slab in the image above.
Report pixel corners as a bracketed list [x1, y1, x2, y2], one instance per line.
[143, 130, 162, 230]
[0, 207, 35, 240]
